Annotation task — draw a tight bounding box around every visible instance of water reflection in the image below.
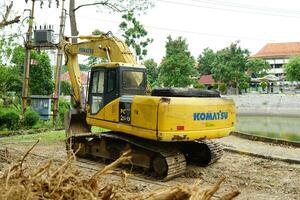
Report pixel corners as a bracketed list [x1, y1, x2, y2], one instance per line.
[236, 115, 300, 142]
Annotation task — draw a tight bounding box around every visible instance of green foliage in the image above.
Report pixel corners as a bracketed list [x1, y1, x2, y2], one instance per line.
[0, 65, 21, 101]
[62, 64, 89, 73]
[33, 119, 53, 129]
[0, 35, 18, 65]
[11, 46, 53, 95]
[60, 81, 71, 96]
[158, 36, 197, 87]
[211, 42, 249, 86]
[119, 11, 153, 60]
[219, 83, 227, 94]
[198, 41, 253, 94]
[197, 42, 266, 94]
[260, 81, 267, 90]
[85, 29, 105, 66]
[246, 58, 270, 78]
[59, 100, 70, 124]
[193, 83, 205, 89]
[93, 0, 154, 14]
[24, 109, 39, 128]
[239, 81, 249, 90]
[212, 84, 219, 90]
[284, 56, 300, 82]
[0, 108, 20, 130]
[197, 48, 216, 75]
[143, 59, 158, 87]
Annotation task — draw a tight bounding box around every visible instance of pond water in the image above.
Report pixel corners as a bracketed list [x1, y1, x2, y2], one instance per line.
[236, 115, 300, 142]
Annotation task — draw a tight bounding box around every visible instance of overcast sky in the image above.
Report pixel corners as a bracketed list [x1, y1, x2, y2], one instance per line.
[9, 0, 300, 63]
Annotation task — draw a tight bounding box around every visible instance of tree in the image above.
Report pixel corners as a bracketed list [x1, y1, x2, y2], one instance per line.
[143, 59, 158, 87]
[158, 36, 197, 87]
[0, 1, 20, 30]
[246, 58, 270, 78]
[60, 80, 71, 96]
[69, 0, 153, 43]
[0, 34, 18, 66]
[85, 29, 107, 66]
[197, 48, 216, 75]
[284, 56, 300, 87]
[0, 65, 21, 104]
[210, 42, 251, 94]
[119, 11, 153, 60]
[11, 46, 53, 95]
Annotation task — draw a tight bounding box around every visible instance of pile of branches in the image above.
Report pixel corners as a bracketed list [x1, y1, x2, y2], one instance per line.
[0, 141, 240, 200]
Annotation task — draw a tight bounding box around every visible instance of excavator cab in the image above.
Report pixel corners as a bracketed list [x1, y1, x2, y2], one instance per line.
[88, 63, 147, 115]
[65, 63, 147, 137]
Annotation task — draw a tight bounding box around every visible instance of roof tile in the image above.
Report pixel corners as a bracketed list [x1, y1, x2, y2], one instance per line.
[251, 42, 300, 58]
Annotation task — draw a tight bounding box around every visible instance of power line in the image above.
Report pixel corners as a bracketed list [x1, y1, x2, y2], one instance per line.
[76, 14, 277, 42]
[188, 0, 300, 15]
[156, 0, 300, 19]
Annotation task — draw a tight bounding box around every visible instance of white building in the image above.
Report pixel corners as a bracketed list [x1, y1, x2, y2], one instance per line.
[251, 42, 300, 80]
[251, 42, 300, 93]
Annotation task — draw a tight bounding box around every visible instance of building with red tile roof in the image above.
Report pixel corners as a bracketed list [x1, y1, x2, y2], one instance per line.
[60, 72, 89, 96]
[251, 42, 300, 81]
[250, 42, 300, 93]
[198, 74, 215, 85]
[251, 42, 300, 59]
[61, 72, 89, 85]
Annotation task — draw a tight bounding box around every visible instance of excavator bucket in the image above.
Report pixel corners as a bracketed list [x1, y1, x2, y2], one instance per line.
[64, 109, 91, 139]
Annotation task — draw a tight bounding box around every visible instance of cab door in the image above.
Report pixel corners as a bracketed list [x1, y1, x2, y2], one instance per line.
[89, 69, 105, 115]
[103, 68, 119, 106]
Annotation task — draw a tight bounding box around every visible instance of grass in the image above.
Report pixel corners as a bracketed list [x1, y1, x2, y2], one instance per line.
[0, 130, 65, 144]
[0, 125, 110, 145]
[91, 126, 110, 133]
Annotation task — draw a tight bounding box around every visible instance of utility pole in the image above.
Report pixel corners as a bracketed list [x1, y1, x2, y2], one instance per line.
[22, 0, 36, 114]
[53, 0, 66, 127]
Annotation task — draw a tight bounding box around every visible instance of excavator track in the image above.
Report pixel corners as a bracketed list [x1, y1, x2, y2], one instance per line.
[182, 140, 223, 166]
[194, 140, 223, 165]
[100, 132, 187, 180]
[68, 132, 223, 181]
[69, 131, 186, 181]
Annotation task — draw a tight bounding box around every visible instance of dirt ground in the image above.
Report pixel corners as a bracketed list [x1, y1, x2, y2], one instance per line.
[1, 139, 300, 200]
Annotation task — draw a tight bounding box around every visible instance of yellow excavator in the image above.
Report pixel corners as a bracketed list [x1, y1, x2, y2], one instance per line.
[61, 32, 236, 180]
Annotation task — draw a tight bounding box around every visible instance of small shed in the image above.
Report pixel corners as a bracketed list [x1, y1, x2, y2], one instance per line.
[30, 95, 51, 120]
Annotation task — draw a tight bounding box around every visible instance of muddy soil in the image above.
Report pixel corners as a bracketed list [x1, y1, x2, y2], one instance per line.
[1, 140, 299, 200]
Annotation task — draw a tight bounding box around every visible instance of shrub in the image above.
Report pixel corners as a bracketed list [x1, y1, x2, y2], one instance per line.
[0, 109, 5, 128]
[219, 83, 227, 94]
[24, 109, 40, 128]
[193, 83, 205, 89]
[260, 81, 267, 91]
[212, 84, 219, 90]
[0, 109, 20, 130]
[239, 81, 249, 90]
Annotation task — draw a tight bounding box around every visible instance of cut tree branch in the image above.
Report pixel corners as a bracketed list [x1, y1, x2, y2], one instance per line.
[0, 1, 21, 29]
[74, 1, 126, 12]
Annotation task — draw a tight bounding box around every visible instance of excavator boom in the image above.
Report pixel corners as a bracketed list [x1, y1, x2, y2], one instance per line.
[60, 33, 136, 108]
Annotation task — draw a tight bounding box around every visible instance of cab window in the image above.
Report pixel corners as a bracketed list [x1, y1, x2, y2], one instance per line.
[122, 71, 145, 90]
[90, 70, 104, 114]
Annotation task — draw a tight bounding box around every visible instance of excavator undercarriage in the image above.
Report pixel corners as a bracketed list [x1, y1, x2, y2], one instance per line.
[68, 131, 223, 180]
